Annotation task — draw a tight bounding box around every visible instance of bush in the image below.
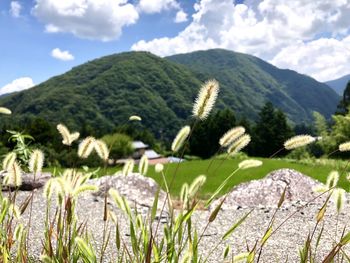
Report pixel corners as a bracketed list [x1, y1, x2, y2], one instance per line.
[101, 133, 133, 160]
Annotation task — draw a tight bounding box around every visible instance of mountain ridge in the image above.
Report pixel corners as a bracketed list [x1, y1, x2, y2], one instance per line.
[167, 49, 339, 122]
[0, 49, 340, 139]
[326, 74, 350, 95]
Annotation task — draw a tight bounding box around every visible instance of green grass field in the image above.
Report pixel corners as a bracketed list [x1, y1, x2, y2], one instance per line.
[46, 157, 350, 198]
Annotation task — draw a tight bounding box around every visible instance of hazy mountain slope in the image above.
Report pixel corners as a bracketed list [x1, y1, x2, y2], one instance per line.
[326, 74, 350, 95]
[167, 49, 340, 123]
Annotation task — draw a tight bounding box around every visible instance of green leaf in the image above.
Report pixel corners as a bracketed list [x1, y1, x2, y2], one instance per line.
[208, 197, 225, 222]
[116, 222, 121, 250]
[151, 187, 160, 222]
[340, 231, 350, 246]
[222, 210, 252, 240]
[261, 226, 272, 246]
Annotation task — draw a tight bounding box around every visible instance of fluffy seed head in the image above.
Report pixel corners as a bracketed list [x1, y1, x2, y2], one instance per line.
[129, 115, 142, 121]
[238, 159, 263, 170]
[171, 125, 191, 153]
[193, 79, 219, 120]
[69, 132, 80, 143]
[138, 155, 149, 175]
[155, 163, 164, 173]
[219, 126, 246, 147]
[54, 177, 69, 198]
[5, 161, 22, 187]
[227, 134, 251, 155]
[43, 178, 54, 200]
[2, 152, 17, 171]
[57, 124, 71, 145]
[78, 136, 96, 158]
[347, 173, 350, 182]
[189, 175, 206, 197]
[0, 107, 11, 115]
[57, 123, 79, 146]
[94, 139, 109, 161]
[9, 204, 21, 219]
[72, 185, 98, 197]
[180, 183, 189, 209]
[122, 159, 134, 176]
[284, 135, 315, 150]
[333, 188, 346, 213]
[339, 141, 350, 152]
[29, 149, 44, 174]
[14, 224, 24, 241]
[326, 171, 339, 188]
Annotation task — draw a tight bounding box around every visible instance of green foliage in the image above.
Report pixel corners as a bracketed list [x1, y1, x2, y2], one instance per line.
[335, 81, 350, 115]
[0, 89, 348, 263]
[0, 50, 340, 143]
[252, 102, 294, 157]
[101, 133, 133, 160]
[189, 109, 236, 158]
[168, 49, 339, 123]
[7, 130, 34, 166]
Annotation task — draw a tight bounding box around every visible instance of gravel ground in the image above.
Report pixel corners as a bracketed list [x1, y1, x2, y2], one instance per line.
[5, 169, 350, 262]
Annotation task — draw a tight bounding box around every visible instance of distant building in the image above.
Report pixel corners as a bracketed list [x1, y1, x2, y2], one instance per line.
[132, 141, 149, 159]
[117, 140, 185, 165]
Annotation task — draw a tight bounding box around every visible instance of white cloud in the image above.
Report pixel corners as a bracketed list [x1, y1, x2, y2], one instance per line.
[0, 77, 34, 96]
[174, 10, 187, 23]
[271, 37, 350, 82]
[132, 0, 350, 81]
[138, 0, 179, 14]
[51, 48, 74, 61]
[32, 0, 139, 41]
[10, 1, 21, 17]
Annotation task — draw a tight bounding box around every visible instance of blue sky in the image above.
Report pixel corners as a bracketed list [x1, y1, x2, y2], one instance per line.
[1, 0, 350, 95]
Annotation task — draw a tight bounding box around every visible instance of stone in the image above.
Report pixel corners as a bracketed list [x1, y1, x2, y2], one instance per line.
[210, 169, 325, 210]
[88, 173, 169, 218]
[0, 170, 51, 191]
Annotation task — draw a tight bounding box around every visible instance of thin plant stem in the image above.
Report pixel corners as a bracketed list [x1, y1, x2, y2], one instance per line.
[153, 119, 198, 239]
[270, 188, 333, 239]
[26, 170, 38, 251]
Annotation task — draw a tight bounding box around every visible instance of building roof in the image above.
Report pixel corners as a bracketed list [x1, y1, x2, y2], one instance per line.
[167, 157, 185, 163]
[132, 141, 149, 149]
[144, 149, 161, 159]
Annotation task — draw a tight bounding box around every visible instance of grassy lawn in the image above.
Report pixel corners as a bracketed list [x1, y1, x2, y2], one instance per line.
[45, 157, 350, 198]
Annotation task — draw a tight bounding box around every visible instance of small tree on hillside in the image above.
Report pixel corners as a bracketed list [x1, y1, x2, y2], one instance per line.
[101, 133, 133, 160]
[253, 102, 293, 157]
[189, 108, 236, 158]
[336, 81, 350, 115]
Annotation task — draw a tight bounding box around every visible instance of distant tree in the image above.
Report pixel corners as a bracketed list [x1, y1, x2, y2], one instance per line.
[294, 123, 314, 136]
[24, 117, 56, 146]
[252, 102, 293, 157]
[101, 133, 133, 160]
[189, 108, 236, 158]
[310, 111, 332, 157]
[116, 124, 157, 148]
[336, 81, 350, 115]
[237, 116, 254, 155]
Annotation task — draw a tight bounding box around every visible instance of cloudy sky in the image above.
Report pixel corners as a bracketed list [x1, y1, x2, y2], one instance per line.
[1, 0, 350, 95]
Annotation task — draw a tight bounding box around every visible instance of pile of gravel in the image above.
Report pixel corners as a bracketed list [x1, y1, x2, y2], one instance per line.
[211, 168, 325, 210]
[3, 169, 350, 262]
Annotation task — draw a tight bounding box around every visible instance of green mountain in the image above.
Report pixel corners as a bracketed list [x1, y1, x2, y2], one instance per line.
[0, 52, 203, 139]
[0, 49, 340, 139]
[326, 74, 350, 95]
[167, 49, 340, 123]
